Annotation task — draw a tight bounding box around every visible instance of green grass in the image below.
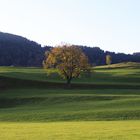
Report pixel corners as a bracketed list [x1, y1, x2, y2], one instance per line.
[0, 89, 140, 122]
[0, 62, 140, 139]
[0, 62, 140, 85]
[0, 121, 140, 140]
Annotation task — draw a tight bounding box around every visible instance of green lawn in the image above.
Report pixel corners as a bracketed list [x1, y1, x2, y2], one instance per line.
[0, 89, 140, 122]
[0, 62, 140, 85]
[0, 62, 140, 139]
[0, 121, 140, 140]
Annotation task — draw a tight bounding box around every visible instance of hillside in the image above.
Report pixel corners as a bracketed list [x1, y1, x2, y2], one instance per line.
[0, 32, 44, 66]
[0, 32, 140, 67]
[0, 64, 140, 139]
[95, 62, 140, 69]
[0, 62, 140, 88]
[0, 63, 140, 122]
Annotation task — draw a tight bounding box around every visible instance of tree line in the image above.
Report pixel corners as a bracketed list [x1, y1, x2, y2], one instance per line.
[0, 32, 140, 67]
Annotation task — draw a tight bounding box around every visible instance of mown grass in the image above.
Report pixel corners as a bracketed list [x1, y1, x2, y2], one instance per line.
[0, 62, 140, 139]
[0, 62, 140, 85]
[0, 63, 140, 122]
[0, 121, 140, 140]
[0, 89, 140, 122]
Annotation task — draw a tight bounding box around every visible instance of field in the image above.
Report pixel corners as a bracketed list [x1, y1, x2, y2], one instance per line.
[0, 121, 140, 140]
[0, 62, 140, 139]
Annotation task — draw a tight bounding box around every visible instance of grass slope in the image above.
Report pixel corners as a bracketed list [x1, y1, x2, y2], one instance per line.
[0, 62, 140, 122]
[0, 89, 140, 122]
[0, 62, 140, 139]
[0, 62, 140, 90]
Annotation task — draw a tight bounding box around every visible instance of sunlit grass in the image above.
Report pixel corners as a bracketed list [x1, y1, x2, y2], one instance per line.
[0, 62, 140, 84]
[0, 62, 140, 139]
[0, 121, 140, 140]
[0, 89, 140, 122]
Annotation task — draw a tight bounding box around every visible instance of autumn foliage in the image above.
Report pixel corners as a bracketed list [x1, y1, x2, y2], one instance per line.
[106, 55, 112, 65]
[43, 44, 91, 86]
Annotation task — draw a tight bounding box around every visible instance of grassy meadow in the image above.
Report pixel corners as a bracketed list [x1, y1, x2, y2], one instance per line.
[0, 121, 140, 140]
[0, 62, 140, 139]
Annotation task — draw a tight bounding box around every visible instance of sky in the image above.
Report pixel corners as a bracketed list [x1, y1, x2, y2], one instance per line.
[0, 0, 140, 54]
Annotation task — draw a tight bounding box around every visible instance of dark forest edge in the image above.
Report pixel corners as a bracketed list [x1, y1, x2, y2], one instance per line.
[0, 31, 140, 67]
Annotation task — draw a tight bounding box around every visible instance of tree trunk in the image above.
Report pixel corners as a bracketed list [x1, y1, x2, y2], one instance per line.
[66, 78, 72, 88]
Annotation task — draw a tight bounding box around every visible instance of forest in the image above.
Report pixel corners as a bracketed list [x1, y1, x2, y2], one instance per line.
[0, 32, 140, 67]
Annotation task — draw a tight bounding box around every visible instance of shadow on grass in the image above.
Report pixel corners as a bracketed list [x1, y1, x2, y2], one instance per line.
[0, 95, 124, 108]
[0, 75, 140, 90]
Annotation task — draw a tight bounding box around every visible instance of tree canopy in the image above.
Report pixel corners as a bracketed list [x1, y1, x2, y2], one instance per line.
[43, 45, 91, 86]
[106, 55, 112, 65]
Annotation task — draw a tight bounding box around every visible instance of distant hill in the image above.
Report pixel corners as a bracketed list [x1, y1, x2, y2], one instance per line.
[80, 46, 140, 65]
[0, 32, 140, 66]
[0, 32, 45, 66]
[133, 52, 140, 56]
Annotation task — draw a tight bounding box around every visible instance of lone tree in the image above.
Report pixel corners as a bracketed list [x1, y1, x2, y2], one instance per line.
[43, 44, 91, 87]
[106, 55, 112, 65]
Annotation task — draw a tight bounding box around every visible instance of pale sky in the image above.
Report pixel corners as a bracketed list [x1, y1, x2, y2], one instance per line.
[0, 0, 140, 54]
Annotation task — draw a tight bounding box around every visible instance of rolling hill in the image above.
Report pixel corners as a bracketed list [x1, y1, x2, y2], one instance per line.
[0, 32, 44, 66]
[0, 63, 140, 139]
[0, 32, 140, 67]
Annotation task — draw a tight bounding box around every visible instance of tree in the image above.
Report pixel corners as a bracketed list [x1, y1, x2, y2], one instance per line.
[106, 55, 112, 65]
[43, 44, 91, 87]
